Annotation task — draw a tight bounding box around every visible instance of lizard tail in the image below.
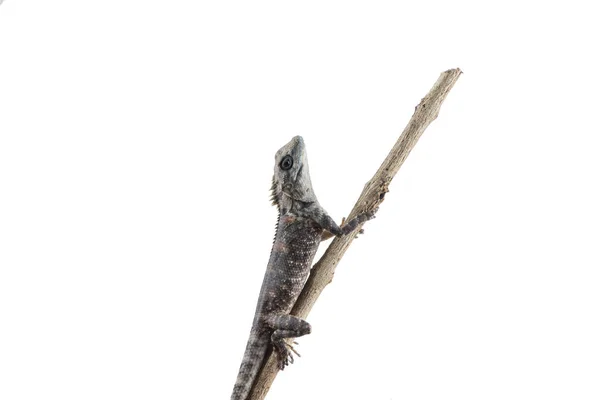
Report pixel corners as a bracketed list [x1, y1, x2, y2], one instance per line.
[231, 332, 270, 400]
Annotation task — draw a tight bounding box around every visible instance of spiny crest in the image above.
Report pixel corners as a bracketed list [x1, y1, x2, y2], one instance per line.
[270, 176, 279, 208]
[271, 213, 280, 246]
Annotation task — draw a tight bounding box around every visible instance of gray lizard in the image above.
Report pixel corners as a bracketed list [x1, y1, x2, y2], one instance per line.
[230, 136, 373, 400]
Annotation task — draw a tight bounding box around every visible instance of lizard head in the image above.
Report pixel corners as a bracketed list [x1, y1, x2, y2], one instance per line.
[271, 136, 317, 207]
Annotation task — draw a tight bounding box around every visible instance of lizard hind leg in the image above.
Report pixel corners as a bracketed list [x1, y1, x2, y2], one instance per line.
[264, 314, 311, 370]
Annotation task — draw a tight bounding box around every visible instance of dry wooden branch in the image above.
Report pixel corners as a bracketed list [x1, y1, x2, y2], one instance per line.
[249, 68, 462, 400]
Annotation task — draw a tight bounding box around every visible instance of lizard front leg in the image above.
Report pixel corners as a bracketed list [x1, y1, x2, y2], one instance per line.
[317, 210, 375, 238]
[264, 314, 311, 370]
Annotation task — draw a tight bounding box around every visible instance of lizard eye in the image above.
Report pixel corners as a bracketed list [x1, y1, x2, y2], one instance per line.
[280, 155, 293, 170]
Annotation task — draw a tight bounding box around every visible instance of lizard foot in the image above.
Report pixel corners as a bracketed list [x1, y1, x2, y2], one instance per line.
[274, 340, 301, 370]
[346, 208, 377, 238]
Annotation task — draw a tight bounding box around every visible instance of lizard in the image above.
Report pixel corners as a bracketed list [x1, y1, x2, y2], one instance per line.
[230, 136, 374, 400]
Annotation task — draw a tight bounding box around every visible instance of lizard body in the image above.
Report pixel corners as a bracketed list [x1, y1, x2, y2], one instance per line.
[230, 136, 372, 400]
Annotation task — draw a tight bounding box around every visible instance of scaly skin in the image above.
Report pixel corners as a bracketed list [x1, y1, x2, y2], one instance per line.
[231, 136, 373, 400]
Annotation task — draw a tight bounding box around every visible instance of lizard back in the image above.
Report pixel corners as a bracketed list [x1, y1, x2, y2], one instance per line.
[254, 214, 322, 319]
[231, 213, 322, 400]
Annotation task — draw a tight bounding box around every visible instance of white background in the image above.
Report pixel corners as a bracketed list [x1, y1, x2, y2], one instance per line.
[1, 1, 599, 399]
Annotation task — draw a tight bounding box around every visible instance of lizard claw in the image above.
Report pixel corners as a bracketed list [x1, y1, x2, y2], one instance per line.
[353, 209, 377, 238]
[286, 341, 301, 358]
[274, 340, 301, 370]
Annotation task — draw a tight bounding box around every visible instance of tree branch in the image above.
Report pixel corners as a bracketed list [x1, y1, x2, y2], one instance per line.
[249, 68, 462, 400]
